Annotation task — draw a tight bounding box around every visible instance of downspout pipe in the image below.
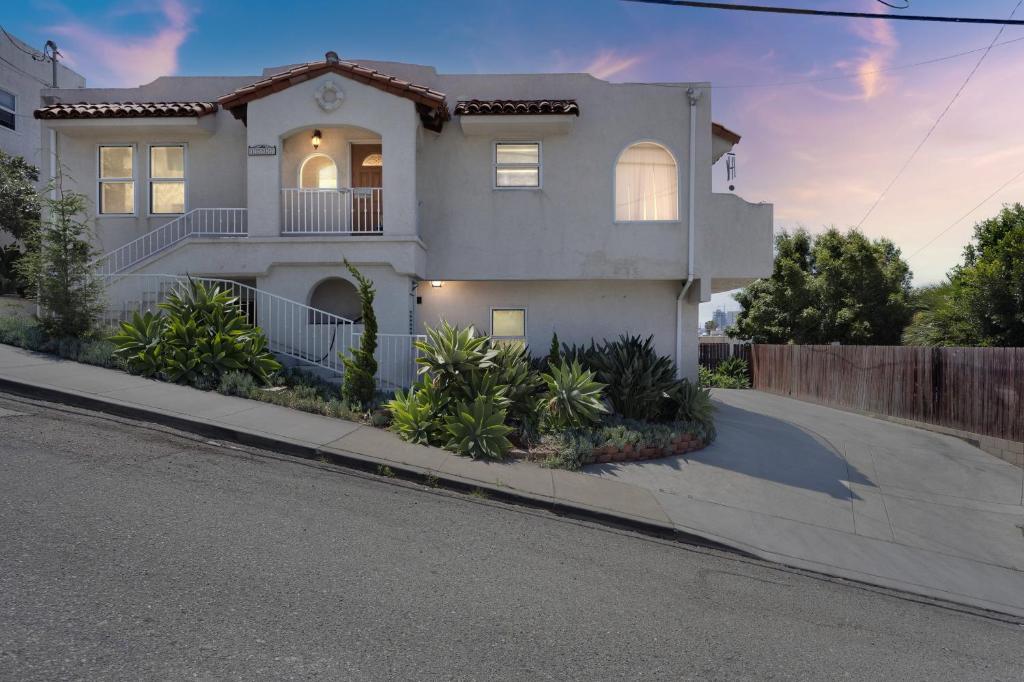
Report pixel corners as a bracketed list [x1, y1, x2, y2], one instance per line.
[676, 87, 701, 378]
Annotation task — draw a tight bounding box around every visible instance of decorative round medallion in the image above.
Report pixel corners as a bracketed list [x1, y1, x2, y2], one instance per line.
[315, 80, 345, 112]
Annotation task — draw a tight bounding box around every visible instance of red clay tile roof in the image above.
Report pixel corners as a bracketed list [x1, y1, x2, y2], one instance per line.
[217, 53, 450, 130]
[712, 122, 741, 144]
[34, 101, 217, 120]
[454, 99, 580, 116]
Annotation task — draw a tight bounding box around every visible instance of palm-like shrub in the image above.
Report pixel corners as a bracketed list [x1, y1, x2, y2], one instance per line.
[665, 379, 716, 441]
[588, 335, 677, 421]
[109, 278, 279, 387]
[387, 378, 447, 446]
[415, 321, 497, 390]
[491, 341, 545, 437]
[444, 395, 513, 460]
[541, 360, 607, 429]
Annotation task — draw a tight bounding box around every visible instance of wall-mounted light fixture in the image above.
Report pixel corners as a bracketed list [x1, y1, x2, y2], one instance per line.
[311, 129, 322, 150]
[430, 281, 443, 288]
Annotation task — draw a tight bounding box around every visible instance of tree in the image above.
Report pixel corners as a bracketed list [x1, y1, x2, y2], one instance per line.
[731, 228, 913, 345]
[704, 319, 718, 335]
[17, 170, 105, 338]
[902, 204, 1024, 346]
[340, 260, 378, 407]
[0, 150, 41, 241]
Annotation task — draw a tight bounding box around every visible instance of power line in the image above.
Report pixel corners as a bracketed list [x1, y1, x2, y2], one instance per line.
[0, 25, 46, 61]
[621, 0, 1024, 25]
[856, 0, 1022, 229]
[710, 35, 1024, 89]
[906, 167, 1024, 261]
[0, 53, 53, 88]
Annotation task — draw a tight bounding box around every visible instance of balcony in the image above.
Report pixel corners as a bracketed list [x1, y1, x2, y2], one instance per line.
[281, 187, 383, 235]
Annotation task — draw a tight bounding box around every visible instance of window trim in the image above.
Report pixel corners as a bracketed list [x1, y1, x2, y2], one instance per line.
[97, 144, 137, 216]
[489, 306, 528, 344]
[0, 87, 15, 132]
[147, 143, 187, 216]
[612, 139, 682, 224]
[493, 141, 542, 191]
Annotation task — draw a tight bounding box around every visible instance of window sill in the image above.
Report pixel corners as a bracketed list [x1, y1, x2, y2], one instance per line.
[613, 219, 682, 225]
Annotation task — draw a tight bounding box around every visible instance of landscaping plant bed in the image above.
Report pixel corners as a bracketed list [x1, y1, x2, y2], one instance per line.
[589, 432, 706, 464]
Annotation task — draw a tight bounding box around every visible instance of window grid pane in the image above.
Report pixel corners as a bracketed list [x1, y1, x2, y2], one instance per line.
[495, 142, 540, 189]
[491, 309, 526, 338]
[150, 146, 184, 178]
[0, 88, 14, 111]
[496, 143, 539, 164]
[151, 181, 185, 214]
[100, 146, 133, 179]
[0, 109, 13, 131]
[100, 181, 134, 214]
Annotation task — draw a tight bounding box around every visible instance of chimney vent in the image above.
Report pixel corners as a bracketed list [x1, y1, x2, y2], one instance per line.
[325, 51, 340, 64]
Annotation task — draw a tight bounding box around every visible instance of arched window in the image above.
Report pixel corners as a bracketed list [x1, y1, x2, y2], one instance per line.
[615, 142, 678, 221]
[299, 153, 338, 189]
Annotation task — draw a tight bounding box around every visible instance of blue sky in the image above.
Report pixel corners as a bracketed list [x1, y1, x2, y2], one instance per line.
[6, 0, 1024, 318]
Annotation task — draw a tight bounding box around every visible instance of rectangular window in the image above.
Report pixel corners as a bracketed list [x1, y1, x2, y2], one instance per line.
[0, 88, 15, 131]
[494, 142, 540, 188]
[149, 145, 185, 214]
[98, 146, 135, 214]
[491, 307, 527, 345]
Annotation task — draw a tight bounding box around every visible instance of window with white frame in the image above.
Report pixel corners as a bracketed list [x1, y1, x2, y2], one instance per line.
[494, 142, 540, 188]
[98, 145, 135, 214]
[491, 307, 527, 345]
[615, 142, 678, 221]
[149, 145, 185, 214]
[0, 88, 14, 131]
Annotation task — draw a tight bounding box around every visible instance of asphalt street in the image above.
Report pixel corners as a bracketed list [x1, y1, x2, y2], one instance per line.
[1, 392, 1022, 680]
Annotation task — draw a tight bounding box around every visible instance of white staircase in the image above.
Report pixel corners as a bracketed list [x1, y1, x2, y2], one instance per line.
[104, 274, 424, 390]
[93, 208, 247, 278]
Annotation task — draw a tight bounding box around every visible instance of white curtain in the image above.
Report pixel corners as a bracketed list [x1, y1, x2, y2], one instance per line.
[615, 143, 678, 221]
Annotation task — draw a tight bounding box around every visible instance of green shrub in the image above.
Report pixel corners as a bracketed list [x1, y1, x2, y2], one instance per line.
[218, 370, 258, 398]
[57, 336, 82, 360]
[388, 382, 445, 446]
[78, 339, 116, 367]
[541, 429, 601, 471]
[587, 335, 678, 421]
[443, 395, 513, 460]
[0, 315, 44, 348]
[109, 279, 280, 387]
[340, 260, 378, 408]
[415, 321, 497, 391]
[665, 380, 716, 441]
[491, 341, 545, 439]
[541, 360, 607, 429]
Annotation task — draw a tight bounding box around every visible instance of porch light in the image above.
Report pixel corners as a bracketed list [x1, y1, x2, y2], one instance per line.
[311, 129, 322, 150]
[430, 281, 443, 288]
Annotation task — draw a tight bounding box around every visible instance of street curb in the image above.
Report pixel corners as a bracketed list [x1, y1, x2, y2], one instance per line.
[0, 374, 729, 551]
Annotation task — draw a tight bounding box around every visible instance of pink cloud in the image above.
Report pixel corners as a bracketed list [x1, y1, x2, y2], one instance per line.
[50, 0, 194, 87]
[839, 12, 899, 100]
[584, 50, 644, 80]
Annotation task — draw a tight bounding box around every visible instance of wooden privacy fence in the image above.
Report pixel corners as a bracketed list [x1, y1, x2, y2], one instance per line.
[699, 342, 752, 372]
[750, 345, 1024, 443]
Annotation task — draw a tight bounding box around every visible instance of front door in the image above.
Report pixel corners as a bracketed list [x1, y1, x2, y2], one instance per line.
[350, 144, 382, 232]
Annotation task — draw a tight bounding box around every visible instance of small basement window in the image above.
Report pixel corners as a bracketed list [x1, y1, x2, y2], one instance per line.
[491, 307, 527, 345]
[0, 88, 14, 131]
[98, 145, 135, 215]
[494, 142, 540, 189]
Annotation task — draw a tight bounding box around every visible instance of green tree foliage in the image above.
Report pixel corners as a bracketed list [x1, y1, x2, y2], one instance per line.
[0, 151, 41, 241]
[340, 260, 379, 408]
[17, 176, 105, 338]
[902, 204, 1024, 347]
[732, 228, 913, 345]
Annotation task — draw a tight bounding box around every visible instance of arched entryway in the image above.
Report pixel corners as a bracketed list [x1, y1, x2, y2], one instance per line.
[299, 153, 338, 189]
[309, 277, 361, 322]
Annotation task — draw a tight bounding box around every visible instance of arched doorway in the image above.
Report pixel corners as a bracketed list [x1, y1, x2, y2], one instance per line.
[299, 153, 338, 189]
[309, 277, 361, 322]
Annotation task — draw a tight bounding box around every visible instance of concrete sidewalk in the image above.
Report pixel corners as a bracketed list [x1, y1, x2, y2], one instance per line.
[592, 389, 1024, 618]
[1, 343, 1023, 619]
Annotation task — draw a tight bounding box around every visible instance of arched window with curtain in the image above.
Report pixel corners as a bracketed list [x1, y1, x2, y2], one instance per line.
[615, 142, 678, 221]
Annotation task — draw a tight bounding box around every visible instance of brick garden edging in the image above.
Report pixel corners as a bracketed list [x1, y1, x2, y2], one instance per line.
[588, 433, 706, 465]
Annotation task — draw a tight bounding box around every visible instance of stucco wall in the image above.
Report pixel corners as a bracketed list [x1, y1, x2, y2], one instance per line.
[416, 279, 686, 363]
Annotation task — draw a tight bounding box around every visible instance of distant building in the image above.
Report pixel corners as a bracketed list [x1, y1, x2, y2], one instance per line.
[0, 30, 85, 169]
[711, 307, 738, 332]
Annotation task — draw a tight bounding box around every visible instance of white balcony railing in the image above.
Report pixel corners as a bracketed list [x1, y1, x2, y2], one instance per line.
[92, 208, 248, 278]
[281, 187, 383, 234]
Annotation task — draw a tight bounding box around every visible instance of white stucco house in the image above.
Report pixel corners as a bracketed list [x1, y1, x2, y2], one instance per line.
[32, 52, 772, 385]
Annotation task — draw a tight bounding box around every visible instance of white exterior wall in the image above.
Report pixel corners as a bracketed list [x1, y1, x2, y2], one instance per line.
[0, 32, 84, 170]
[417, 279, 682, 360]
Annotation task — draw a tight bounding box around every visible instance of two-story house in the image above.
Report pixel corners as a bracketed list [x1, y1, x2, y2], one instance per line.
[33, 52, 772, 385]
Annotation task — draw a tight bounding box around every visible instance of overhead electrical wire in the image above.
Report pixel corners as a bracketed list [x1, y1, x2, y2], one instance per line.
[855, 0, 1022, 229]
[621, 0, 1024, 25]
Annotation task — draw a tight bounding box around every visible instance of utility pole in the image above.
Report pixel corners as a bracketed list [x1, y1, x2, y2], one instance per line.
[44, 40, 59, 87]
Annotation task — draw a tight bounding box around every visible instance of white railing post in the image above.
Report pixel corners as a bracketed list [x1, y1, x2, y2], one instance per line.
[280, 188, 382, 235]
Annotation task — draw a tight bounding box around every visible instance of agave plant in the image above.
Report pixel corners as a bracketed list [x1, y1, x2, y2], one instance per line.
[443, 395, 513, 460]
[159, 277, 240, 321]
[541, 360, 608, 429]
[415, 321, 496, 390]
[589, 335, 678, 421]
[388, 382, 444, 446]
[491, 341, 546, 436]
[109, 310, 165, 377]
[665, 379, 716, 441]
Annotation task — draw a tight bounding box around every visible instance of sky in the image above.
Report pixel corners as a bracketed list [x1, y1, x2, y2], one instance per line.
[5, 0, 1024, 319]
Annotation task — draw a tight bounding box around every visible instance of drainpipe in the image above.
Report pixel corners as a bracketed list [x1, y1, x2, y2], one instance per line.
[675, 87, 701, 378]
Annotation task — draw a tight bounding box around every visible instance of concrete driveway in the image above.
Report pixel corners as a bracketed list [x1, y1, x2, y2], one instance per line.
[588, 390, 1024, 616]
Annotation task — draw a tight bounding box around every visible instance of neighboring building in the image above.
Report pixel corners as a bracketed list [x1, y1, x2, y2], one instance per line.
[32, 52, 772, 382]
[0, 30, 84, 169]
[711, 307, 738, 332]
